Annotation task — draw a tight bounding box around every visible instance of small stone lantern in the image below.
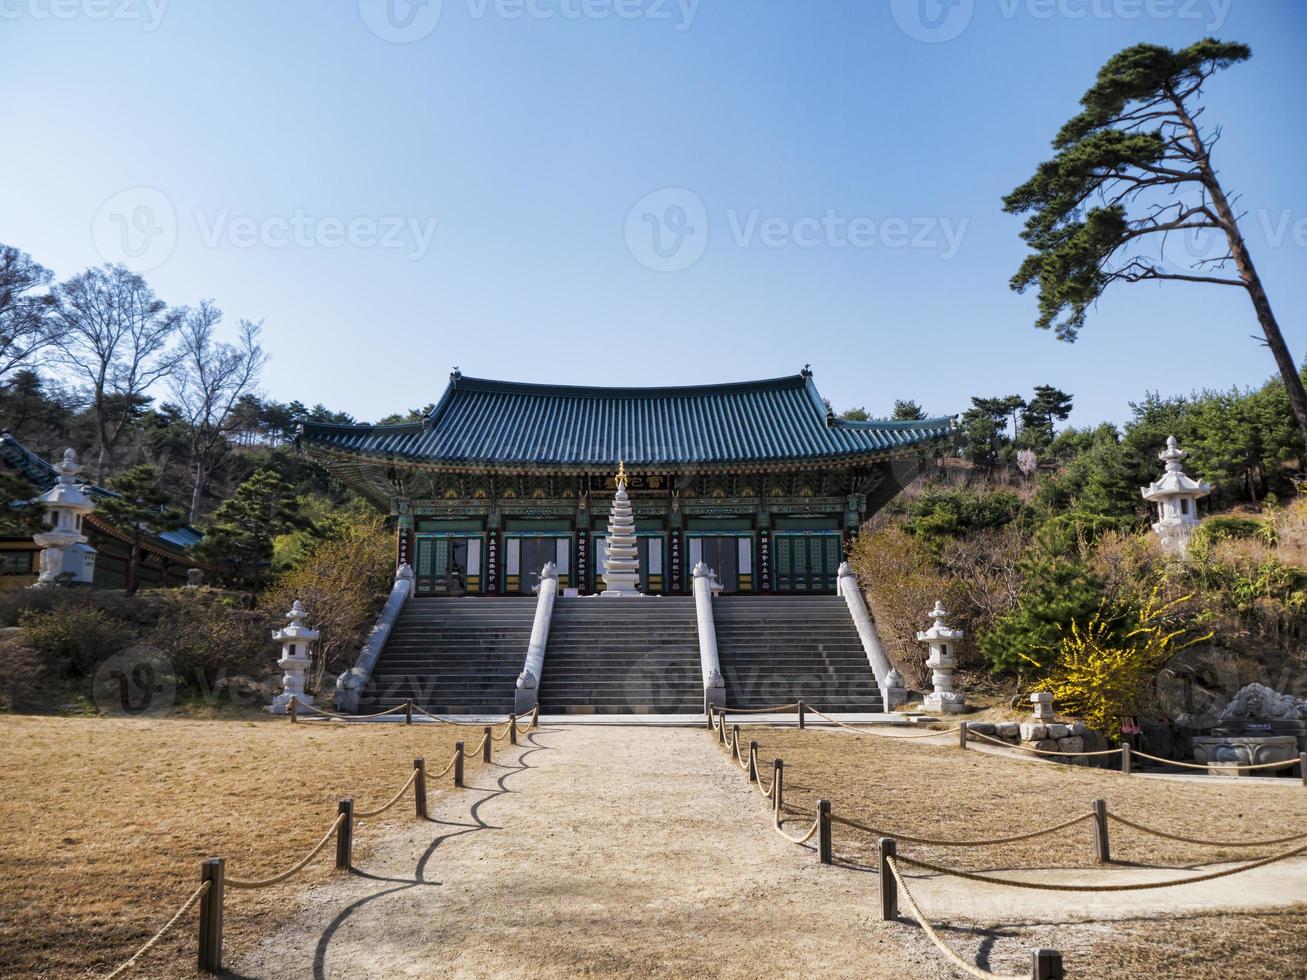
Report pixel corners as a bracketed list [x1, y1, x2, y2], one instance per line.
[269, 600, 318, 714]
[917, 600, 964, 714]
[1141, 436, 1211, 557]
[32, 448, 97, 587]
[1030, 691, 1055, 722]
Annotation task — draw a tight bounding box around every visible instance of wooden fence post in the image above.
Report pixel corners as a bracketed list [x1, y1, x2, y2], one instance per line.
[797, 700, 805, 730]
[405, 700, 413, 725]
[533, 704, 540, 726]
[1031, 948, 1064, 979]
[818, 799, 832, 865]
[1299, 752, 1306, 787]
[483, 726, 493, 763]
[289, 696, 298, 724]
[706, 706, 714, 731]
[773, 759, 784, 815]
[1120, 742, 1132, 775]
[509, 714, 518, 746]
[958, 722, 968, 749]
[732, 724, 741, 761]
[748, 740, 759, 782]
[454, 741, 465, 788]
[718, 713, 726, 744]
[877, 838, 897, 920]
[1092, 799, 1110, 864]
[336, 799, 353, 871]
[414, 758, 427, 818]
[198, 857, 224, 973]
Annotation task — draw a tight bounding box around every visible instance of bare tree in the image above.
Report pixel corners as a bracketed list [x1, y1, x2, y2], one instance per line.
[171, 301, 268, 520]
[0, 245, 55, 381]
[50, 265, 183, 481]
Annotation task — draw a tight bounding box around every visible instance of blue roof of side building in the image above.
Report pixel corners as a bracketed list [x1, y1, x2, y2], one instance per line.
[0, 431, 203, 552]
[298, 370, 954, 471]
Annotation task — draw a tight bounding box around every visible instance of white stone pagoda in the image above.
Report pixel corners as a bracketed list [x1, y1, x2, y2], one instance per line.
[1141, 436, 1210, 557]
[32, 449, 97, 587]
[601, 461, 643, 597]
[269, 599, 318, 714]
[917, 600, 964, 714]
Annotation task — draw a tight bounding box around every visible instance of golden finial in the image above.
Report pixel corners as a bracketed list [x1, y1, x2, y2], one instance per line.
[615, 459, 628, 489]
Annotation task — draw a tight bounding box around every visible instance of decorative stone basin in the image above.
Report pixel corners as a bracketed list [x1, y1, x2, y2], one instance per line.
[1190, 735, 1298, 776]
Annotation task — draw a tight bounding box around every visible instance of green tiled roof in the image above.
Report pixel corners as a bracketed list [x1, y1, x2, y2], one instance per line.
[298, 370, 952, 471]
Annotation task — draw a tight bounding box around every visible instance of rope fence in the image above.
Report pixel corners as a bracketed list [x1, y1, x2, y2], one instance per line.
[101, 715, 536, 978]
[712, 705, 1307, 978]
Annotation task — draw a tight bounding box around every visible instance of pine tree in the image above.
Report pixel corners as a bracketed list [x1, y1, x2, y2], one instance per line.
[195, 468, 303, 588]
[97, 465, 187, 594]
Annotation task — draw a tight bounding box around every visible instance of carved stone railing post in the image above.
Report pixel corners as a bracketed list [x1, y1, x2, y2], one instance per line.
[516, 562, 558, 714]
[692, 562, 726, 712]
[836, 562, 904, 710]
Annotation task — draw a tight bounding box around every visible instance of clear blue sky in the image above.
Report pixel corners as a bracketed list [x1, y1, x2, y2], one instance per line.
[2, 0, 1304, 427]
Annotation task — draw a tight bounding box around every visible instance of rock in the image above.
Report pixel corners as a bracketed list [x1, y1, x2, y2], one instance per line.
[1020, 723, 1048, 741]
[1057, 736, 1084, 754]
[995, 722, 1020, 741]
[1070, 721, 1089, 737]
[967, 722, 996, 735]
[1032, 739, 1060, 753]
[1047, 723, 1070, 739]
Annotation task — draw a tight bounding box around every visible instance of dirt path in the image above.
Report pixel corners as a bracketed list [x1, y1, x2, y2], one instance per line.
[236, 725, 1307, 979]
[235, 725, 939, 978]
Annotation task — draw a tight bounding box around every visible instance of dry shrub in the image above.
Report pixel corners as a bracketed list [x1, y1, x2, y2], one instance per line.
[150, 591, 277, 696]
[18, 602, 132, 677]
[849, 524, 967, 688]
[263, 509, 393, 695]
[0, 633, 45, 710]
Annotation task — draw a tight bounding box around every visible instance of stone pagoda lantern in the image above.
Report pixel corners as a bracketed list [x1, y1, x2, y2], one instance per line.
[917, 600, 964, 714]
[32, 449, 97, 587]
[1141, 436, 1211, 557]
[601, 460, 643, 597]
[269, 600, 318, 714]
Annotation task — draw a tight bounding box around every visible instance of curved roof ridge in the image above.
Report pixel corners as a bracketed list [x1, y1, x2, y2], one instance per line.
[446, 373, 809, 400]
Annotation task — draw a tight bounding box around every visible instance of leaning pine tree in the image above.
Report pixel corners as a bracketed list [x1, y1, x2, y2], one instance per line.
[97, 465, 187, 595]
[1003, 39, 1307, 444]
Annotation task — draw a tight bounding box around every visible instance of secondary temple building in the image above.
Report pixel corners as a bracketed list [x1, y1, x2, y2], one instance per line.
[298, 369, 953, 597]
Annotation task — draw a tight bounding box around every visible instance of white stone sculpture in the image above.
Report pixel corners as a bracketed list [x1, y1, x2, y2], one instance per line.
[601, 461, 643, 597]
[1141, 436, 1211, 557]
[917, 600, 964, 714]
[692, 561, 725, 709]
[1217, 683, 1307, 722]
[32, 448, 97, 587]
[269, 599, 319, 714]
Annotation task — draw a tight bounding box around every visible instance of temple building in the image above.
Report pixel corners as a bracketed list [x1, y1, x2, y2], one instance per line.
[298, 369, 952, 597]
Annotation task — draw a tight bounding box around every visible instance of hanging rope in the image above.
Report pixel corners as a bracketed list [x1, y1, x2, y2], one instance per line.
[895, 839, 1307, 893]
[774, 813, 822, 845]
[355, 768, 420, 819]
[805, 706, 961, 739]
[226, 814, 346, 890]
[967, 729, 1123, 758]
[1107, 812, 1307, 848]
[830, 811, 1094, 848]
[886, 856, 1026, 980]
[103, 881, 209, 979]
[1131, 750, 1302, 772]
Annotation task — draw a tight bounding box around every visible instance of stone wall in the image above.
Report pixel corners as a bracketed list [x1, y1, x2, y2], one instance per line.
[967, 719, 1112, 767]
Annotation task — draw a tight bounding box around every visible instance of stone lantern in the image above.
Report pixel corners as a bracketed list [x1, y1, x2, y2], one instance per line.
[32, 448, 97, 587]
[1141, 436, 1211, 557]
[269, 600, 318, 714]
[917, 600, 964, 714]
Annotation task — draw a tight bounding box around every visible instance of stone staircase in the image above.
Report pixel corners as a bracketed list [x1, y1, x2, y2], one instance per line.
[537, 597, 703, 714]
[357, 597, 536, 714]
[713, 596, 883, 712]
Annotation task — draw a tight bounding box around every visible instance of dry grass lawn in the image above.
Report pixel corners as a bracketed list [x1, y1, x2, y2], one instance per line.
[727, 727, 1307, 979]
[0, 714, 503, 978]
